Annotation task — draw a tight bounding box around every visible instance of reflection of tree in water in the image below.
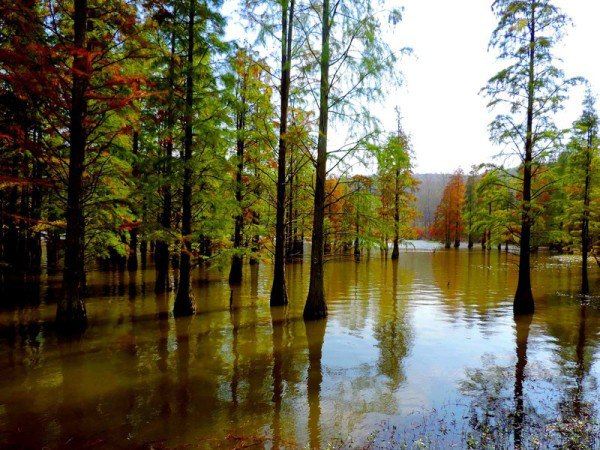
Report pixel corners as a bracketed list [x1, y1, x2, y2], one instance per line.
[305, 318, 326, 450]
[373, 260, 412, 390]
[431, 250, 511, 322]
[549, 303, 599, 449]
[457, 311, 599, 449]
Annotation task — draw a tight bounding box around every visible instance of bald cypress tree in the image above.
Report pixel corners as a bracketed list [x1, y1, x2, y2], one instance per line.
[484, 0, 578, 314]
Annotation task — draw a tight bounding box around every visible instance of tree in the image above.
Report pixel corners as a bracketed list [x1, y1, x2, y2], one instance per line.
[228, 49, 275, 284]
[173, 0, 198, 317]
[563, 91, 599, 294]
[374, 126, 415, 259]
[302, 0, 400, 320]
[2, 0, 147, 329]
[484, 0, 578, 314]
[463, 170, 477, 249]
[430, 171, 465, 248]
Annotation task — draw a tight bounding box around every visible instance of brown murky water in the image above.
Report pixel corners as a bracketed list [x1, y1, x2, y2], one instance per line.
[1, 245, 599, 448]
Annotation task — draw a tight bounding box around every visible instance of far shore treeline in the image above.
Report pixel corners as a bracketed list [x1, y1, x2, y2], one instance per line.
[0, 0, 598, 331]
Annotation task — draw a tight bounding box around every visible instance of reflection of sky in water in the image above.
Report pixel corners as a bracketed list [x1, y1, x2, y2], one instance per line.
[0, 245, 599, 447]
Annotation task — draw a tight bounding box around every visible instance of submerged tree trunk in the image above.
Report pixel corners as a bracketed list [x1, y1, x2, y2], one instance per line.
[173, 0, 196, 317]
[57, 0, 88, 330]
[155, 29, 176, 293]
[270, 0, 295, 306]
[304, 0, 330, 321]
[391, 168, 400, 260]
[514, 5, 536, 315]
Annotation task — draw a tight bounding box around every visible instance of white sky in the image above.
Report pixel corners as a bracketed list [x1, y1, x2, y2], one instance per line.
[224, 0, 600, 174]
[380, 0, 600, 173]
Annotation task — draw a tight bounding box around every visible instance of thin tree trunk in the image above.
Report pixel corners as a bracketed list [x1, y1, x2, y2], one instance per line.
[514, 3, 536, 315]
[454, 220, 460, 248]
[286, 146, 294, 261]
[304, 0, 330, 321]
[270, 0, 295, 306]
[173, 0, 196, 317]
[354, 209, 360, 262]
[128, 130, 140, 271]
[229, 75, 247, 285]
[155, 29, 176, 293]
[391, 168, 400, 260]
[57, 0, 88, 330]
[581, 133, 592, 295]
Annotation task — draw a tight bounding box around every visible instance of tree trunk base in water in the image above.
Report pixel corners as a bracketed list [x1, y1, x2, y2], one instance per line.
[56, 299, 87, 333]
[303, 291, 327, 321]
[229, 256, 243, 285]
[391, 248, 399, 260]
[270, 276, 288, 306]
[173, 292, 195, 317]
[513, 286, 535, 315]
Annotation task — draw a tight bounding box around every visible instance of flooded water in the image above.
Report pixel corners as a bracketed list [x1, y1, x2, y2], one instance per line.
[1, 246, 600, 448]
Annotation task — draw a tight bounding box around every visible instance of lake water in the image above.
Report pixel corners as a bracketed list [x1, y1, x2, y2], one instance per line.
[1, 245, 599, 448]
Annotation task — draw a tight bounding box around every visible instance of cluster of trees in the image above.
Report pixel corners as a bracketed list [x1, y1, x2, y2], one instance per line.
[431, 102, 598, 311]
[428, 0, 600, 314]
[0, 0, 420, 330]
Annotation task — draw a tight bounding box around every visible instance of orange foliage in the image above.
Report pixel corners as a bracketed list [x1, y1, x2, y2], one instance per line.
[429, 170, 466, 245]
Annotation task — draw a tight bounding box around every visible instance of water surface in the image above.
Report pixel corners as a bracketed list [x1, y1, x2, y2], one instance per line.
[1, 247, 599, 448]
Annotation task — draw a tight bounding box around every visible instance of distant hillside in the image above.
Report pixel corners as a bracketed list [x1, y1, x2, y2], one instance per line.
[414, 173, 452, 230]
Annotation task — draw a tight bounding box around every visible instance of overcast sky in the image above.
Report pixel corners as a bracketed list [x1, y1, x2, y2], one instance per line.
[379, 0, 600, 173]
[224, 0, 600, 174]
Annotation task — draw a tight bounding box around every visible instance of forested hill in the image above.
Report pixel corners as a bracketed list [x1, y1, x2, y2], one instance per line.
[414, 173, 452, 229]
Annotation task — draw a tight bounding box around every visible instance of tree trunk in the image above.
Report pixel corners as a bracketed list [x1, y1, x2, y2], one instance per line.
[229, 79, 247, 285]
[128, 130, 140, 271]
[57, 0, 88, 330]
[454, 221, 460, 248]
[581, 132, 592, 295]
[391, 168, 400, 260]
[270, 0, 295, 307]
[173, 0, 196, 317]
[286, 147, 294, 261]
[514, 4, 536, 315]
[304, 0, 330, 321]
[155, 29, 176, 293]
[354, 211, 360, 262]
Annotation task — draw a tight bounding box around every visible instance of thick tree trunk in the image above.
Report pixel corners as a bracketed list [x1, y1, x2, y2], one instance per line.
[391, 168, 400, 260]
[57, 0, 88, 330]
[155, 29, 176, 293]
[174, 0, 196, 317]
[270, 0, 295, 306]
[514, 4, 536, 315]
[140, 239, 147, 269]
[304, 0, 330, 321]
